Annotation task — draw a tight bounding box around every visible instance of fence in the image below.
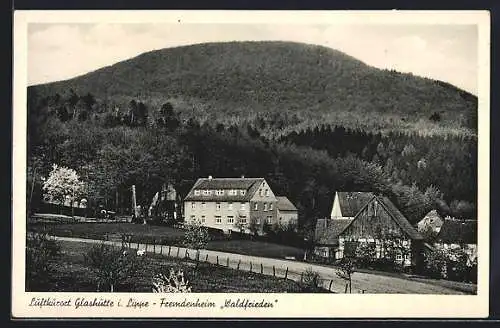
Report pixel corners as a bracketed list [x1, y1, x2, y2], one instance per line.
[113, 236, 362, 293]
[36, 202, 89, 217]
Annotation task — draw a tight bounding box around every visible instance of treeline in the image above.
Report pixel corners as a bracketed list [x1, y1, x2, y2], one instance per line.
[27, 89, 477, 237]
[280, 125, 477, 207]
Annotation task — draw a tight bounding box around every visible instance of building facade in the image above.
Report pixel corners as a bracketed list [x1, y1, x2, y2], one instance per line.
[183, 176, 278, 234]
[276, 196, 298, 227]
[433, 218, 478, 265]
[314, 191, 424, 269]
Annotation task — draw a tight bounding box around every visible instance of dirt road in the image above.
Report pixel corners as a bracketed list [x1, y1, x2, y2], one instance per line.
[53, 236, 466, 294]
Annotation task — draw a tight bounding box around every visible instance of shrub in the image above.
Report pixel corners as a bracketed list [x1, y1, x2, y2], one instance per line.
[447, 248, 471, 282]
[300, 267, 322, 292]
[152, 268, 192, 293]
[368, 257, 396, 272]
[424, 248, 448, 279]
[26, 232, 61, 290]
[183, 220, 209, 251]
[355, 242, 376, 268]
[84, 241, 145, 292]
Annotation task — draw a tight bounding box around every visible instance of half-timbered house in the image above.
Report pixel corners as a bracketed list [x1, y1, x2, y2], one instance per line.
[314, 192, 424, 269]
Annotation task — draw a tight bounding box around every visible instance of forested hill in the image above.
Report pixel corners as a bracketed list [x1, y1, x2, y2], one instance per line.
[27, 41, 478, 233]
[31, 41, 477, 136]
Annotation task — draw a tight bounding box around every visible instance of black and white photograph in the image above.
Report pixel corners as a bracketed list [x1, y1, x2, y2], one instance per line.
[12, 10, 490, 318]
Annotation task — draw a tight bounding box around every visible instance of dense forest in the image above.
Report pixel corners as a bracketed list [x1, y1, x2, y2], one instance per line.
[27, 84, 477, 237]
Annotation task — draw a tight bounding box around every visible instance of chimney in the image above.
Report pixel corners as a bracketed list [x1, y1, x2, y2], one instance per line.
[208, 175, 213, 180]
[241, 175, 245, 178]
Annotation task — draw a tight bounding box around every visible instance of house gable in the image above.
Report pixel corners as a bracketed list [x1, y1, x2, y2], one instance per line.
[417, 210, 444, 233]
[249, 179, 278, 203]
[340, 196, 423, 241]
[330, 192, 343, 218]
[331, 191, 375, 219]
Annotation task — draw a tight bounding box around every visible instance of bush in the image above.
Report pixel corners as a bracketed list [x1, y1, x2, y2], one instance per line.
[423, 247, 477, 282]
[355, 242, 376, 268]
[26, 232, 61, 290]
[447, 248, 472, 282]
[424, 248, 448, 279]
[183, 220, 209, 251]
[300, 267, 322, 292]
[368, 257, 398, 272]
[84, 240, 145, 292]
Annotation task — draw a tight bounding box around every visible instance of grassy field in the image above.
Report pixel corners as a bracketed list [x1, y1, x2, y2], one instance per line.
[28, 222, 305, 260]
[29, 222, 186, 243]
[28, 240, 309, 293]
[208, 240, 304, 260]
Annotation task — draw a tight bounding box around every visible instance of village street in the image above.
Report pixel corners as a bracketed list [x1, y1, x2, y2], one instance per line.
[53, 236, 467, 295]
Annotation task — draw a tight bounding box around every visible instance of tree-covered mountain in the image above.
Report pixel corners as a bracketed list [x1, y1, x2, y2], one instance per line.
[30, 41, 477, 136]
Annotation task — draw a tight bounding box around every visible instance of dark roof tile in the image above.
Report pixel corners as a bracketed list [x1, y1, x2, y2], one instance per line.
[184, 177, 265, 202]
[337, 192, 375, 217]
[436, 219, 477, 244]
[377, 196, 424, 240]
[315, 218, 353, 245]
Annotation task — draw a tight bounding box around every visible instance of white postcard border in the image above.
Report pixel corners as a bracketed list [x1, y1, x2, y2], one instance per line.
[12, 10, 491, 318]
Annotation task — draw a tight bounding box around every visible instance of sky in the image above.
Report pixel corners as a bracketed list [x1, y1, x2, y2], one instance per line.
[27, 23, 478, 94]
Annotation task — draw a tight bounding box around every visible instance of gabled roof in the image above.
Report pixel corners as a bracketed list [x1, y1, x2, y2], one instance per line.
[337, 192, 375, 217]
[315, 193, 423, 244]
[337, 194, 423, 240]
[436, 218, 477, 244]
[377, 196, 424, 240]
[276, 196, 297, 212]
[184, 177, 265, 202]
[315, 218, 354, 245]
[417, 210, 444, 230]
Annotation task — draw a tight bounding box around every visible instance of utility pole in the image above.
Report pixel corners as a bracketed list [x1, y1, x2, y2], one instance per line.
[28, 166, 37, 216]
[132, 185, 137, 217]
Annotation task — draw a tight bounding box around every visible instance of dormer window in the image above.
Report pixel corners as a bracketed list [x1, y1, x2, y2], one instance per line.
[194, 190, 200, 196]
[240, 190, 246, 196]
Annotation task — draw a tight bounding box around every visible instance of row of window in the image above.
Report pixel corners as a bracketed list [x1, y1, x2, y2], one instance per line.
[194, 189, 246, 196]
[259, 188, 270, 197]
[190, 215, 274, 225]
[259, 203, 273, 211]
[189, 202, 275, 211]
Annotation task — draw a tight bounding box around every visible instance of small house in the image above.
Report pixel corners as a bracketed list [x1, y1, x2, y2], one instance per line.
[276, 196, 298, 228]
[314, 191, 424, 269]
[433, 218, 477, 264]
[417, 209, 445, 234]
